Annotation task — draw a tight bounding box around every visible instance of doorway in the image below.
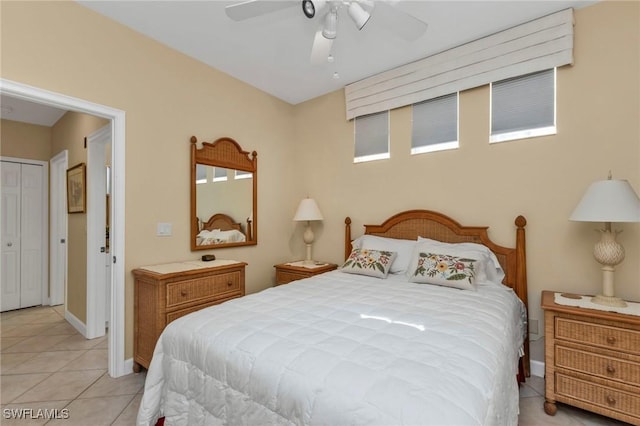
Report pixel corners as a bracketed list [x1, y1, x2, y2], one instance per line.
[0, 78, 128, 378]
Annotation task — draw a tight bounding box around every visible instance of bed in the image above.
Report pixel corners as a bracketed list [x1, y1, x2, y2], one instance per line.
[196, 213, 249, 245]
[138, 209, 529, 426]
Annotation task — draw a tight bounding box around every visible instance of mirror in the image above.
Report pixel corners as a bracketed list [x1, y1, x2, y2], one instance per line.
[191, 136, 257, 250]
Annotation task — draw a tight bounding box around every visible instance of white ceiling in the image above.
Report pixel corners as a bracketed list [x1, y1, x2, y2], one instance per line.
[2, 0, 597, 125]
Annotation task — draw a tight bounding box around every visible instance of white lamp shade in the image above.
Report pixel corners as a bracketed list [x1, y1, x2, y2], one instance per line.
[570, 179, 640, 222]
[294, 198, 324, 221]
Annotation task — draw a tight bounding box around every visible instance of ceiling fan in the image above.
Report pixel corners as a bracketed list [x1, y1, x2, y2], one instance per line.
[225, 0, 428, 65]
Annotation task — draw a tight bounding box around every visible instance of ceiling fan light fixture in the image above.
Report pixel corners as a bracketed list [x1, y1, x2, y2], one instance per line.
[348, 2, 371, 30]
[321, 9, 337, 39]
[302, 0, 326, 19]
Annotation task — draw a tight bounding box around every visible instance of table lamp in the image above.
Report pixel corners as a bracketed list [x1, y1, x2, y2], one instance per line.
[569, 173, 640, 307]
[293, 198, 324, 265]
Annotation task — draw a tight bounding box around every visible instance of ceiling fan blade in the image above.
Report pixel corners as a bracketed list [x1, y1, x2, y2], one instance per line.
[310, 30, 334, 65]
[225, 0, 297, 21]
[373, 1, 427, 41]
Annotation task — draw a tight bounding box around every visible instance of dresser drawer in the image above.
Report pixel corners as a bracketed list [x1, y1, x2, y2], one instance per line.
[556, 345, 640, 387]
[556, 373, 640, 418]
[166, 271, 242, 308]
[556, 318, 640, 355]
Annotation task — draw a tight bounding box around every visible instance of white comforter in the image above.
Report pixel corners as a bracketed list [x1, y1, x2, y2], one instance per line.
[138, 271, 525, 426]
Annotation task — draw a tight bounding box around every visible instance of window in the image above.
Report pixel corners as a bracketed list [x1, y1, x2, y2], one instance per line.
[490, 68, 556, 143]
[411, 93, 458, 155]
[213, 167, 227, 182]
[195, 164, 207, 184]
[354, 111, 389, 163]
[234, 170, 252, 180]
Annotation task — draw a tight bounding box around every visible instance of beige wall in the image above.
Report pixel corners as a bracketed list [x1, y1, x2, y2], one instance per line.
[1, 0, 297, 358]
[293, 1, 640, 340]
[1, 119, 52, 161]
[1, 0, 638, 361]
[51, 112, 109, 323]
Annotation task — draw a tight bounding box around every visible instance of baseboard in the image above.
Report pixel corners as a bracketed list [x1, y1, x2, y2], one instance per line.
[124, 358, 134, 375]
[65, 309, 87, 338]
[531, 359, 545, 377]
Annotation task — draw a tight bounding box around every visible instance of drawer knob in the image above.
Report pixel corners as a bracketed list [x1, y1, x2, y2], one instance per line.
[181, 290, 187, 297]
[606, 364, 616, 374]
[606, 395, 616, 406]
[227, 281, 233, 286]
[606, 336, 617, 345]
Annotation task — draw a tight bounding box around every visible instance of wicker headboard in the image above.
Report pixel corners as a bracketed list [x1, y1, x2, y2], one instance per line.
[344, 209, 529, 377]
[202, 213, 243, 233]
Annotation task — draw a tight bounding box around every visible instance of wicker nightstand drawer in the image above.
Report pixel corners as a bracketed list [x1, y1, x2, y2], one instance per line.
[556, 374, 640, 418]
[274, 262, 338, 285]
[556, 317, 640, 355]
[556, 345, 640, 387]
[542, 291, 640, 425]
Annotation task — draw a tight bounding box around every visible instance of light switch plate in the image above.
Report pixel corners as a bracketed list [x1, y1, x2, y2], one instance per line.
[157, 222, 172, 236]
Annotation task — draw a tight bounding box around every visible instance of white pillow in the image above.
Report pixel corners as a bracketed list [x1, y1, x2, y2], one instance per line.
[408, 251, 479, 291]
[351, 235, 417, 274]
[410, 239, 503, 284]
[340, 248, 397, 279]
[417, 237, 505, 283]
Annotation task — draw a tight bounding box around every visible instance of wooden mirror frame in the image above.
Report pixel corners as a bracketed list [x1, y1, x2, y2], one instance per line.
[190, 136, 257, 251]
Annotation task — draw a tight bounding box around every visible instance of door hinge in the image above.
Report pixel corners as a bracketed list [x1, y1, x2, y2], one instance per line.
[112, 256, 116, 264]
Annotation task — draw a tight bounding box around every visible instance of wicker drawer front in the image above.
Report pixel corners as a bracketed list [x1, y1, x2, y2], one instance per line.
[556, 318, 640, 354]
[166, 271, 241, 307]
[556, 374, 640, 417]
[166, 300, 220, 324]
[277, 270, 308, 285]
[556, 346, 640, 387]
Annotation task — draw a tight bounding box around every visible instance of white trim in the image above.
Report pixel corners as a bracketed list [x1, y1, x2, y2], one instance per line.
[0, 156, 49, 308]
[410, 141, 459, 155]
[49, 150, 68, 307]
[65, 308, 87, 337]
[345, 8, 573, 119]
[530, 359, 545, 378]
[353, 152, 390, 163]
[490, 126, 557, 144]
[0, 78, 127, 378]
[124, 357, 134, 375]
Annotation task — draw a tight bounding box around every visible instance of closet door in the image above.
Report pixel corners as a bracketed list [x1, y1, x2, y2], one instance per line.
[1, 161, 44, 311]
[1, 162, 21, 311]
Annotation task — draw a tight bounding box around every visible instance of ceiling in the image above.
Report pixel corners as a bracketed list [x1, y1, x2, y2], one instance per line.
[2, 0, 597, 126]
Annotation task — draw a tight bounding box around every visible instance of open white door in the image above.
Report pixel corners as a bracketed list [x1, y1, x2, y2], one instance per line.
[86, 125, 111, 339]
[49, 150, 68, 306]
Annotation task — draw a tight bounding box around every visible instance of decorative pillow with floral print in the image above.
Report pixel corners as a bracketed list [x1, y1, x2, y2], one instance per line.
[408, 252, 478, 290]
[340, 248, 397, 279]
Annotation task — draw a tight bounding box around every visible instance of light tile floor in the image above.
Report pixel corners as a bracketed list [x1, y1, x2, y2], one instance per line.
[0, 305, 632, 425]
[1, 305, 144, 425]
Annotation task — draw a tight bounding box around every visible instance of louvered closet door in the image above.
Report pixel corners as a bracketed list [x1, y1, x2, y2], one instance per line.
[1, 161, 44, 312]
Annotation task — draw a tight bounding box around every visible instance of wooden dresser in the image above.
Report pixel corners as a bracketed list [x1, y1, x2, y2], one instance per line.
[541, 290, 640, 425]
[274, 262, 338, 285]
[133, 259, 246, 372]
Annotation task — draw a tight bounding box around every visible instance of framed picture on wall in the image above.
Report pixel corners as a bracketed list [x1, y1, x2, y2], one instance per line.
[67, 163, 86, 213]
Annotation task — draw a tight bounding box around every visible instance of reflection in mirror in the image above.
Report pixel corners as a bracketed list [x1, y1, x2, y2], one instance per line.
[191, 136, 257, 250]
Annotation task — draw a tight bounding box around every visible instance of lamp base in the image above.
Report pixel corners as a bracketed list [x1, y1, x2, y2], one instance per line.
[591, 294, 628, 308]
[302, 259, 316, 266]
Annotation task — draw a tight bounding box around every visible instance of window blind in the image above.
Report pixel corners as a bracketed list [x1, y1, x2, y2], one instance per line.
[345, 8, 573, 120]
[354, 111, 389, 162]
[412, 93, 458, 154]
[491, 69, 555, 138]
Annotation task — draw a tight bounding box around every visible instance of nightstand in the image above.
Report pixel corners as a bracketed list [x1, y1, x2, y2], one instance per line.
[274, 261, 338, 285]
[541, 290, 640, 425]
